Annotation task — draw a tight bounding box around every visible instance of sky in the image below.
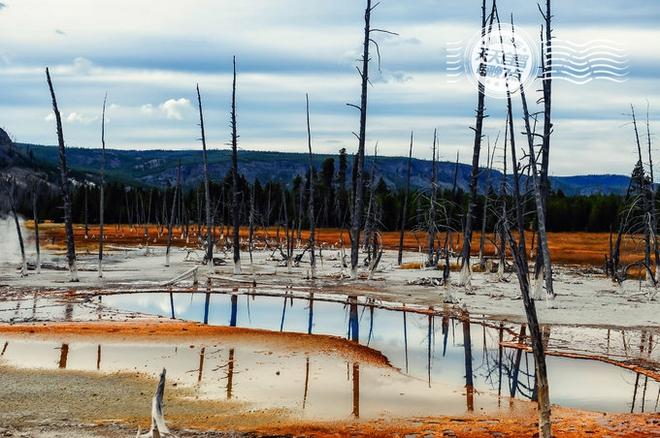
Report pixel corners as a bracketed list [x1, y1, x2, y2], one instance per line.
[0, 0, 659, 176]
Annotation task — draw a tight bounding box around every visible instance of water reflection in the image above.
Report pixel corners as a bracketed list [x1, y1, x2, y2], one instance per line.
[352, 362, 360, 418]
[226, 348, 235, 399]
[55, 290, 660, 414]
[58, 343, 69, 369]
[462, 313, 474, 412]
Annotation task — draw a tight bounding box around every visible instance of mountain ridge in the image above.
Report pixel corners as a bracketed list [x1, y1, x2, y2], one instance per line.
[9, 142, 631, 196]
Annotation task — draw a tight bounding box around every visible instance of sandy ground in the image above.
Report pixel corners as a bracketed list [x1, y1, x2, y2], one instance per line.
[0, 321, 658, 438]
[2, 362, 658, 437]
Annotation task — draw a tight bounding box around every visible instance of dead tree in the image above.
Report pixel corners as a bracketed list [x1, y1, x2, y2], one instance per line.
[281, 185, 293, 272]
[515, 28, 554, 299]
[506, 15, 553, 435]
[397, 132, 414, 265]
[646, 104, 659, 282]
[631, 105, 653, 282]
[503, 172, 553, 438]
[98, 94, 107, 278]
[230, 56, 241, 275]
[479, 136, 498, 269]
[348, 0, 372, 278]
[427, 129, 438, 267]
[196, 84, 214, 274]
[2, 177, 27, 276]
[31, 181, 41, 274]
[497, 117, 509, 280]
[460, 0, 490, 286]
[347, 0, 395, 278]
[535, 0, 553, 277]
[442, 151, 460, 283]
[136, 369, 175, 437]
[46, 67, 78, 282]
[305, 94, 316, 278]
[248, 183, 256, 265]
[83, 179, 89, 239]
[165, 163, 181, 267]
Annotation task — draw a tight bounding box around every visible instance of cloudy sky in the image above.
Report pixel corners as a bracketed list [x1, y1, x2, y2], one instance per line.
[0, 0, 659, 175]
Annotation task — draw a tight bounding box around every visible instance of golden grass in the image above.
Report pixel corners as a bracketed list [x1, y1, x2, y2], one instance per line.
[27, 222, 649, 268]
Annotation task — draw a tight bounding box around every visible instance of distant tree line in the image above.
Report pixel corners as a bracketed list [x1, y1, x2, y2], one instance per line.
[9, 153, 624, 234]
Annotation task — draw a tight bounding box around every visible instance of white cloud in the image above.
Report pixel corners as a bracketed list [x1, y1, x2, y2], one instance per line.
[71, 56, 93, 75]
[44, 113, 55, 122]
[66, 112, 97, 124]
[159, 98, 191, 120]
[140, 104, 155, 115]
[139, 99, 193, 120]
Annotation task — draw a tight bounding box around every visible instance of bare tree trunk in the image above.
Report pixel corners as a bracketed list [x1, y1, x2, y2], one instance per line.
[460, 0, 489, 286]
[364, 144, 378, 258]
[3, 178, 27, 276]
[646, 105, 659, 282]
[83, 180, 89, 239]
[32, 184, 41, 274]
[612, 178, 633, 278]
[46, 68, 77, 282]
[427, 129, 438, 267]
[631, 105, 652, 282]
[196, 84, 214, 275]
[296, 178, 304, 244]
[145, 188, 152, 238]
[281, 186, 292, 273]
[398, 132, 414, 265]
[98, 94, 106, 278]
[506, 15, 552, 438]
[535, 0, 553, 281]
[248, 183, 255, 265]
[305, 94, 316, 278]
[479, 138, 497, 269]
[165, 163, 181, 267]
[350, 0, 374, 278]
[515, 29, 554, 299]
[498, 116, 508, 280]
[231, 57, 242, 275]
[442, 151, 460, 283]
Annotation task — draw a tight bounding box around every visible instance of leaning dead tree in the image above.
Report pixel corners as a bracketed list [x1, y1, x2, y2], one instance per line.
[98, 94, 107, 278]
[196, 84, 214, 275]
[460, 0, 491, 286]
[137, 369, 177, 437]
[230, 56, 242, 275]
[505, 14, 552, 437]
[347, 0, 396, 278]
[397, 131, 414, 265]
[513, 18, 554, 299]
[305, 93, 317, 278]
[46, 67, 78, 282]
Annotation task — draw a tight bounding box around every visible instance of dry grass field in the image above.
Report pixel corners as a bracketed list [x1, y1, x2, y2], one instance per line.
[32, 222, 647, 268]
